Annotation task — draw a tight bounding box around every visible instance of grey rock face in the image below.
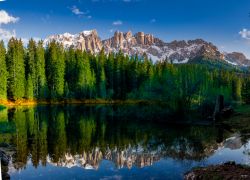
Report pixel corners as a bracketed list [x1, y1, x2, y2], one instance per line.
[44, 29, 250, 66]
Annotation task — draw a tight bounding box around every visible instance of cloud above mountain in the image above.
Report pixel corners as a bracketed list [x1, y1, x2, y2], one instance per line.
[70, 6, 91, 19]
[71, 6, 84, 15]
[239, 29, 250, 40]
[113, 20, 123, 26]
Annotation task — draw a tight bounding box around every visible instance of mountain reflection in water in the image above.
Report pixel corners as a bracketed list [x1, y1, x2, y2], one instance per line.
[0, 105, 250, 179]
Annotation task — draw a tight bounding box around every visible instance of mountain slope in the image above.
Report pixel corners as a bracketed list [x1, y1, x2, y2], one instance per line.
[44, 29, 250, 66]
[44, 30, 103, 53]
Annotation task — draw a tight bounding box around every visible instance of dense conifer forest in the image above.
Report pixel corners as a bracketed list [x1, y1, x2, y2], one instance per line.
[0, 38, 250, 112]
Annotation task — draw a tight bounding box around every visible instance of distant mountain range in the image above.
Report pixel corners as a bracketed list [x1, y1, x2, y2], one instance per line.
[44, 29, 250, 66]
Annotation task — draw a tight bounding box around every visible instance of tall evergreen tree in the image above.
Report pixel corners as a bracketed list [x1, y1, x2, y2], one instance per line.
[232, 77, 242, 101]
[242, 78, 250, 104]
[25, 39, 36, 99]
[25, 74, 34, 99]
[75, 50, 95, 98]
[36, 40, 48, 99]
[0, 41, 8, 100]
[99, 67, 106, 98]
[6, 38, 26, 100]
[46, 41, 65, 99]
[65, 48, 76, 98]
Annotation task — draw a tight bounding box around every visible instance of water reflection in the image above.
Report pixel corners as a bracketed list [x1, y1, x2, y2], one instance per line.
[0, 105, 250, 179]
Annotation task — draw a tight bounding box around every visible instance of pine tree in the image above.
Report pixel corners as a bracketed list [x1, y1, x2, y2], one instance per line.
[65, 48, 76, 98]
[0, 41, 8, 100]
[105, 53, 115, 98]
[75, 50, 95, 98]
[242, 78, 250, 104]
[75, 50, 85, 97]
[25, 74, 34, 99]
[232, 77, 242, 101]
[99, 67, 106, 98]
[6, 38, 26, 100]
[36, 40, 48, 99]
[46, 41, 65, 99]
[25, 39, 36, 99]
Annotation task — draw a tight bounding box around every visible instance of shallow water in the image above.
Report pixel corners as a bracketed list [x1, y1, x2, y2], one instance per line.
[0, 105, 250, 180]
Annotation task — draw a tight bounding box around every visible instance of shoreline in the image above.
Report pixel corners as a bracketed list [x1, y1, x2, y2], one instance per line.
[0, 99, 162, 107]
[184, 162, 250, 180]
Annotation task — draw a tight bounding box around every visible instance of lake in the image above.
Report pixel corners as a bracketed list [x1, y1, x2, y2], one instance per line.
[0, 105, 250, 180]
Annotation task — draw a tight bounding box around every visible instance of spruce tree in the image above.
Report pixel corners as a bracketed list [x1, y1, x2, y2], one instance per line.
[36, 40, 48, 99]
[232, 77, 242, 101]
[6, 38, 26, 100]
[100, 67, 106, 98]
[65, 48, 76, 98]
[0, 41, 8, 100]
[75, 50, 95, 98]
[242, 78, 250, 104]
[26, 39, 37, 98]
[25, 74, 34, 99]
[46, 41, 65, 99]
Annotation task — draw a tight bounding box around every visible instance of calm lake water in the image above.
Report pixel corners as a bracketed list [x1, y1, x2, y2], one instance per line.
[0, 105, 250, 180]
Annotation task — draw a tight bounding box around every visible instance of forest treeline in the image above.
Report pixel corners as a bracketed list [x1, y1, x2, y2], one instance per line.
[0, 38, 250, 110]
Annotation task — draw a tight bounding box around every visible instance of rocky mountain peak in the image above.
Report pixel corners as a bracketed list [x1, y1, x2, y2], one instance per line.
[79, 29, 97, 36]
[44, 29, 103, 53]
[133, 32, 155, 45]
[44, 29, 250, 66]
[125, 31, 133, 39]
[224, 52, 250, 66]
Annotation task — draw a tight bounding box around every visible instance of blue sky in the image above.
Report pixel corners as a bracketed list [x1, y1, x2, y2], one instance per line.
[0, 0, 250, 57]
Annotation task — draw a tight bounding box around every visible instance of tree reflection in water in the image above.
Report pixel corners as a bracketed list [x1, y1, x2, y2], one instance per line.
[0, 105, 249, 172]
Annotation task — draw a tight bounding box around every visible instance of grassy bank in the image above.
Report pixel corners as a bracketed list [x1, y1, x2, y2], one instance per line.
[0, 104, 7, 110]
[0, 99, 165, 107]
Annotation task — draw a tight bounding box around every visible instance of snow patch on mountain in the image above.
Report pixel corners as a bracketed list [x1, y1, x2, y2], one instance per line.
[44, 29, 250, 66]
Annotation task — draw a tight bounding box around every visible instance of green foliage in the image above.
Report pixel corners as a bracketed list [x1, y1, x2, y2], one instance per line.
[25, 74, 34, 99]
[1, 38, 249, 111]
[25, 39, 36, 95]
[36, 41, 48, 99]
[242, 77, 250, 104]
[6, 38, 26, 100]
[46, 41, 65, 99]
[0, 41, 8, 100]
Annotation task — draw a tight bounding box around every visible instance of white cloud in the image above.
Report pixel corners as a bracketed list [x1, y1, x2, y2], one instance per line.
[0, 10, 19, 25]
[71, 6, 83, 15]
[0, 0, 6, 2]
[113, 20, 123, 26]
[239, 28, 250, 40]
[0, 28, 16, 43]
[70, 6, 91, 19]
[71, 5, 84, 15]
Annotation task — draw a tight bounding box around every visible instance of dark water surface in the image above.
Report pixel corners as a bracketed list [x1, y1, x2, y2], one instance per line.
[0, 105, 250, 180]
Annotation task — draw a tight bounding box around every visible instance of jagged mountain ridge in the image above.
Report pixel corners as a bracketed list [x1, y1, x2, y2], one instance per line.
[44, 30, 103, 53]
[44, 29, 250, 66]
